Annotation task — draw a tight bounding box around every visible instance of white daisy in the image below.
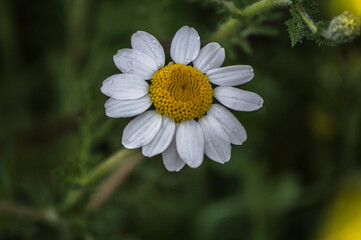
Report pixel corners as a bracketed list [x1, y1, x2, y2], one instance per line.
[101, 26, 263, 172]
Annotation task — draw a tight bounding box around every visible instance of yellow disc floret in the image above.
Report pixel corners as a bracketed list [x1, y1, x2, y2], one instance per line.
[149, 64, 214, 123]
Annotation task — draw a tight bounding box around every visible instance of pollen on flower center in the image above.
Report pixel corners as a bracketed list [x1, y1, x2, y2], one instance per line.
[149, 64, 214, 123]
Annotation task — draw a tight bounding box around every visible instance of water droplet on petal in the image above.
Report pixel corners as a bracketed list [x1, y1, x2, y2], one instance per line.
[196, 36, 200, 40]
[179, 151, 186, 158]
[150, 47, 155, 52]
[107, 80, 113, 85]
[233, 128, 239, 133]
[152, 39, 157, 44]
[127, 61, 133, 67]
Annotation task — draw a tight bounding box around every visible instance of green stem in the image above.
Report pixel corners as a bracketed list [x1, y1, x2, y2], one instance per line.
[0, 201, 57, 223]
[211, 18, 241, 42]
[86, 152, 144, 211]
[0, 201, 71, 240]
[237, 0, 292, 17]
[79, 148, 138, 185]
[214, 0, 292, 42]
[61, 189, 83, 211]
[297, 2, 318, 33]
[66, 0, 91, 65]
[61, 148, 139, 210]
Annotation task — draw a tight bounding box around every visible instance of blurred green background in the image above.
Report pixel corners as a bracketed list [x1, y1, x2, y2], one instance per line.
[1, 0, 361, 239]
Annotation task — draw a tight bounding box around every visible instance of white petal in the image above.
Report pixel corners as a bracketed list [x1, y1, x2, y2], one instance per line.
[162, 130, 186, 172]
[214, 86, 263, 112]
[176, 120, 204, 168]
[131, 31, 165, 69]
[113, 49, 158, 79]
[207, 65, 254, 86]
[207, 104, 247, 145]
[142, 116, 176, 157]
[122, 111, 162, 149]
[170, 26, 200, 65]
[199, 115, 231, 163]
[193, 42, 225, 73]
[101, 74, 149, 100]
[105, 95, 151, 118]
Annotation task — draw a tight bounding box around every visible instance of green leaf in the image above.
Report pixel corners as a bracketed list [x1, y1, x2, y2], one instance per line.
[285, 2, 312, 46]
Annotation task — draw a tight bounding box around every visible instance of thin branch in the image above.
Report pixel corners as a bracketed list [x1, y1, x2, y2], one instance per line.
[237, 0, 292, 18]
[61, 148, 139, 210]
[86, 152, 144, 211]
[214, 0, 292, 42]
[0, 201, 71, 240]
[297, 2, 318, 33]
[211, 18, 240, 42]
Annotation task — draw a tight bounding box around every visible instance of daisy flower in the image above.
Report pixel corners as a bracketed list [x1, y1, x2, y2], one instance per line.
[101, 26, 263, 172]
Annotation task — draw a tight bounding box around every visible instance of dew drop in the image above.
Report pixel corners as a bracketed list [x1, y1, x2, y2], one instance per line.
[127, 61, 133, 67]
[179, 151, 187, 158]
[150, 47, 156, 52]
[233, 128, 239, 133]
[137, 132, 145, 144]
[107, 80, 113, 85]
[152, 39, 157, 44]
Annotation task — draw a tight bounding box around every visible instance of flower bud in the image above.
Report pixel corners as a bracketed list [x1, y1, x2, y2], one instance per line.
[324, 11, 360, 43]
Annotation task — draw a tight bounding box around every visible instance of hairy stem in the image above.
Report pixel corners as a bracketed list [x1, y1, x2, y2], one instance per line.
[79, 148, 138, 185]
[61, 148, 139, 210]
[297, 2, 318, 33]
[86, 152, 144, 211]
[215, 0, 292, 42]
[0, 201, 71, 240]
[211, 18, 241, 42]
[238, 0, 292, 17]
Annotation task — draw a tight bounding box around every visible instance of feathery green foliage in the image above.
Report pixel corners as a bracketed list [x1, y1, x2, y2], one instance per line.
[285, 1, 315, 46]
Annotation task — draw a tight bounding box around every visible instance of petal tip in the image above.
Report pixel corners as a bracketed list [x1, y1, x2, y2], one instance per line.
[165, 166, 184, 172]
[105, 111, 113, 118]
[187, 162, 202, 168]
[141, 148, 153, 158]
[141, 150, 152, 158]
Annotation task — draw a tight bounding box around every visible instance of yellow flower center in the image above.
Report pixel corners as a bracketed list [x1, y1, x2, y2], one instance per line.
[149, 64, 214, 123]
